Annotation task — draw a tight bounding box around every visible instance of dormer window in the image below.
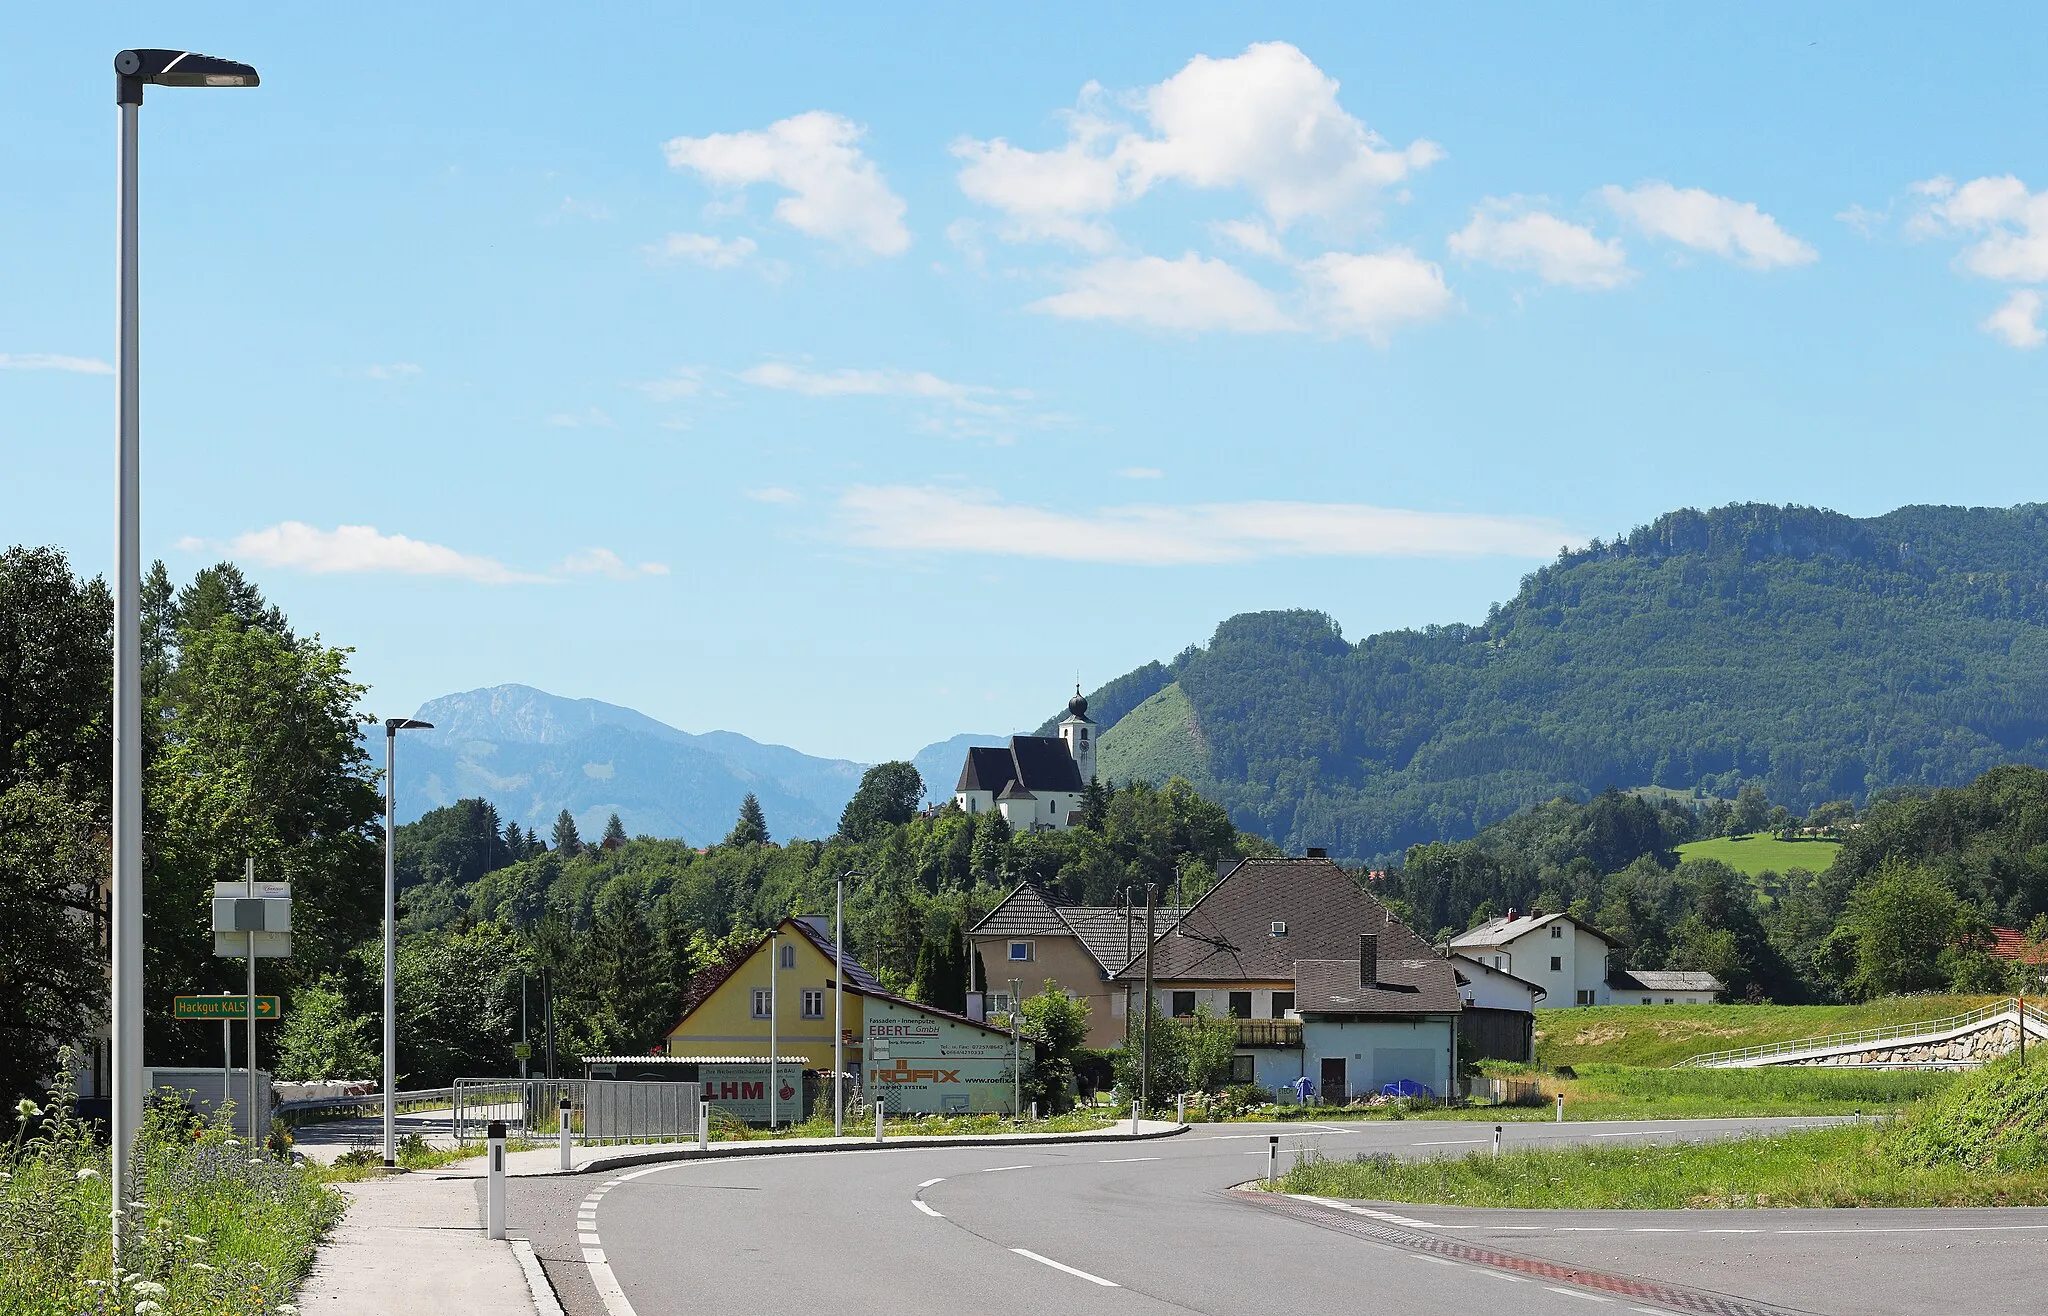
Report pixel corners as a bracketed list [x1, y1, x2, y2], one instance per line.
[1271, 921, 1288, 936]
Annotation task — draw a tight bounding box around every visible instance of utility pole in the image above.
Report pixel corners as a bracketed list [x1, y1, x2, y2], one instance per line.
[1123, 888, 1134, 1045]
[1010, 977, 1022, 1118]
[768, 929, 780, 1129]
[1141, 883, 1156, 1117]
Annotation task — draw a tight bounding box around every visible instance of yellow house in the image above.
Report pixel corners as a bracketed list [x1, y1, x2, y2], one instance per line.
[664, 915, 885, 1070]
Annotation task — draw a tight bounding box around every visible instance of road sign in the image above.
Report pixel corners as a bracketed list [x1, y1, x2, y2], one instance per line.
[512, 1042, 533, 1060]
[173, 995, 281, 1021]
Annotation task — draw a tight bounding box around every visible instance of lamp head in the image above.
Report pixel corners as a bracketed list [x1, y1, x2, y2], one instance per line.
[384, 717, 434, 736]
[116, 49, 260, 104]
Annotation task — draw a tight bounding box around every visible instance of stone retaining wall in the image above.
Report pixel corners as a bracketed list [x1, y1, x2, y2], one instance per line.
[1787, 1017, 2032, 1067]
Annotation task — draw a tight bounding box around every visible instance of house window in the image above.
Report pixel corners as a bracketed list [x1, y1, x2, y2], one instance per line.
[1493, 955, 1504, 969]
[1271, 992, 1295, 1018]
[1665, 998, 1675, 1005]
[1642, 997, 1653, 1005]
[1171, 991, 1196, 1017]
[1230, 1054, 1255, 1084]
[988, 992, 1013, 1015]
[751, 989, 772, 1019]
[1576, 989, 1595, 1006]
[1009, 941, 1032, 961]
[1227, 991, 1252, 1019]
[1550, 956, 1562, 972]
[779, 943, 795, 970]
[1551, 925, 1563, 939]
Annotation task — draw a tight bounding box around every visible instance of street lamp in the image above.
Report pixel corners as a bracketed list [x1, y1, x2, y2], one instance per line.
[110, 46, 258, 1253]
[382, 717, 433, 1166]
[832, 870, 865, 1137]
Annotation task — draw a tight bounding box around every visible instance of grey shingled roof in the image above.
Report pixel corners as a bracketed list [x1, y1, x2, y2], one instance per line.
[953, 736, 1084, 797]
[971, 882, 1158, 977]
[1121, 857, 1441, 983]
[1451, 911, 1619, 950]
[1613, 969, 1724, 994]
[1292, 957, 1462, 1016]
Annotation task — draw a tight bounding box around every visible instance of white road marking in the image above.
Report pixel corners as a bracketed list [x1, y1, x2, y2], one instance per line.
[1544, 1287, 1610, 1302]
[1011, 1248, 1120, 1287]
[579, 1232, 601, 1246]
[1098, 1156, 1160, 1163]
[918, 1177, 946, 1188]
[913, 1199, 945, 1218]
[579, 1161, 670, 1316]
[1413, 1139, 1487, 1146]
[1473, 1271, 1529, 1282]
[1288, 1196, 1440, 1229]
[1409, 1254, 1459, 1266]
[980, 1164, 1032, 1173]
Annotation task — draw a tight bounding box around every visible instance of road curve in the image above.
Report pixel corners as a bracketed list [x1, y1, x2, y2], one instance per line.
[502, 1117, 2048, 1316]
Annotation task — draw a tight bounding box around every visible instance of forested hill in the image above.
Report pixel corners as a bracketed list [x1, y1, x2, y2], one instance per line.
[1076, 501, 2048, 863]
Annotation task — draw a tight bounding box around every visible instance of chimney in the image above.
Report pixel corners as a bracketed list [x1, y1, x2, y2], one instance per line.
[1305, 847, 1328, 859]
[1506, 906, 1518, 921]
[1359, 932, 1378, 987]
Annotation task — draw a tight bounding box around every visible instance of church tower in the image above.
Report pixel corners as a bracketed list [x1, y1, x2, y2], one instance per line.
[1057, 685, 1097, 783]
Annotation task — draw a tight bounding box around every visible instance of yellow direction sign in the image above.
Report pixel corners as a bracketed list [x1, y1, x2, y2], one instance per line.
[173, 995, 280, 1021]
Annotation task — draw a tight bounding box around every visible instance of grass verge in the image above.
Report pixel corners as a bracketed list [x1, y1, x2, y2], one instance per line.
[1533, 996, 2004, 1068]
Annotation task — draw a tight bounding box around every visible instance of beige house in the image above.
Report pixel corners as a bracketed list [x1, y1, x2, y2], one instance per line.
[969, 881, 1150, 1049]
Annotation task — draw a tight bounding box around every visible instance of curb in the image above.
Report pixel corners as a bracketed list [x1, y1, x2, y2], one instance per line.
[459, 1120, 1190, 1178]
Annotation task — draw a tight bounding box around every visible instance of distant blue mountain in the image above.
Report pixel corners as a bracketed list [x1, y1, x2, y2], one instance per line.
[393, 684, 1007, 843]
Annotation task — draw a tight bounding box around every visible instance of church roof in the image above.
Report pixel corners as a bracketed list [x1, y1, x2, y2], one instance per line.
[954, 735, 1084, 796]
[997, 781, 1036, 801]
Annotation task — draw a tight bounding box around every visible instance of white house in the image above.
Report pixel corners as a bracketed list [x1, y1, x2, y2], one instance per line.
[1450, 953, 1546, 1063]
[953, 688, 1096, 832]
[1449, 911, 1618, 1008]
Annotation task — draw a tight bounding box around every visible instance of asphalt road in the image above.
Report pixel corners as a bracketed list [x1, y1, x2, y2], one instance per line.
[495, 1117, 2048, 1316]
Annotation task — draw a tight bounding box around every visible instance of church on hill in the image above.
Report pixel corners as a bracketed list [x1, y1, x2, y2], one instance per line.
[953, 687, 1097, 832]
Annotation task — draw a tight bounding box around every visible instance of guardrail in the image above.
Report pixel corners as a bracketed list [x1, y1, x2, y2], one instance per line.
[451, 1077, 703, 1147]
[276, 1086, 457, 1124]
[1677, 997, 2048, 1068]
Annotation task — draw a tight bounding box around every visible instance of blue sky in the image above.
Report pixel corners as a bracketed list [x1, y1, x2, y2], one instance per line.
[7, 5, 2048, 763]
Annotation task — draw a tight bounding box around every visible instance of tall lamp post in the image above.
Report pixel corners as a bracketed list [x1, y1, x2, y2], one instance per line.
[110, 47, 258, 1252]
[382, 717, 433, 1166]
[832, 871, 864, 1137]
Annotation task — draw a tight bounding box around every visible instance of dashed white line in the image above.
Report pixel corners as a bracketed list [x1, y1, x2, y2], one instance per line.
[1413, 1138, 1487, 1146]
[1409, 1254, 1459, 1267]
[1011, 1248, 1119, 1287]
[913, 1199, 945, 1218]
[1097, 1156, 1160, 1163]
[980, 1164, 1031, 1173]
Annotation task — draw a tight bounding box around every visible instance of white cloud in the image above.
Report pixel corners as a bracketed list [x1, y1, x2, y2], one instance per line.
[362, 362, 422, 381]
[648, 232, 759, 268]
[1912, 174, 2048, 282]
[747, 486, 802, 504]
[560, 547, 670, 579]
[1601, 182, 1816, 269]
[545, 407, 616, 429]
[0, 353, 112, 374]
[1212, 219, 1287, 259]
[838, 486, 1565, 566]
[950, 43, 1439, 246]
[1448, 202, 1631, 289]
[664, 111, 910, 255]
[634, 368, 703, 402]
[188, 523, 549, 585]
[1298, 249, 1453, 342]
[1118, 467, 1164, 479]
[1030, 252, 1297, 332]
[739, 362, 1021, 415]
[1984, 289, 2045, 349]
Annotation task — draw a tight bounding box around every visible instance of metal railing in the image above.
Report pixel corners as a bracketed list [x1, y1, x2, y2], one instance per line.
[278, 1085, 453, 1119]
[1677, 997, 2048, 1068]
[451, 1077, 703, 1146]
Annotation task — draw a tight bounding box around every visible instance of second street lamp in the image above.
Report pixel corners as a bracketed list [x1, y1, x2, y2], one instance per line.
[110, 46, 258, 1255]
[382, 717, 433, 1166]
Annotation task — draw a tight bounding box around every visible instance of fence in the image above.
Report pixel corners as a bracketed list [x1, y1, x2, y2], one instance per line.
[451, 1078, 703, 1146]
[277, 1086, 454, 1123]
[1676, 997, 2048, 1068]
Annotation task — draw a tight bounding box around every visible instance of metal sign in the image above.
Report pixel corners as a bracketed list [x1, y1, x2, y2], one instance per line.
[212, 880, 292, 958]
[512, 1042, 533, 1060]
[173, 994, 280, 1021]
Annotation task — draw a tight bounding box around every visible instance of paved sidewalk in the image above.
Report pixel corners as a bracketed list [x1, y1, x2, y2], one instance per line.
[438, 1118, 1187, 1178]
[298, 1174, 535, 1314]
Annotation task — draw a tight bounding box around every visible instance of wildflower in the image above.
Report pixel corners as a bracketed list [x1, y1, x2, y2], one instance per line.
[183, 1234, 206, 1247]
[14, 1098, 40, 1120]
[190, 1262, 213, 1273]
[76, 1167, 101, 1181]
[224, 1138, 241, 1148]
[132, 1281, 167, 1297]
[136, 1303, 163, 1315]
[277, 1306, 300, 1315]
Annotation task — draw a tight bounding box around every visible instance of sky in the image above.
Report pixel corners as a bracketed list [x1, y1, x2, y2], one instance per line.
[7, 5, 2048, 763]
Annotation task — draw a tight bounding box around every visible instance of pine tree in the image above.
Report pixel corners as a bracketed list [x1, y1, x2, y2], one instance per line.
[601, 812, 629, 849]
[504, 820, 526, 859]
[1080, 775, 1109, 831]
[970, 810, 1011, 884]
[552, 808, 583, 857]
[726, 793, 769, 847]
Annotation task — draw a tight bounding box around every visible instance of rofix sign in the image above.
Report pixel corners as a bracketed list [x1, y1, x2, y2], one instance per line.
[696, 1063, 807, 1125]
[864, 997, 1016, 1115]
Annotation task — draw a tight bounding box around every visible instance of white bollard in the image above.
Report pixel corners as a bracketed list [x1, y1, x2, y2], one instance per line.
[558, 1097, 573, 1170]
[1030, 1101, 1038, 1121]
[697, 1084, 710, 1151]
[1130, 1098, 1138, 1135]
[874, 1093, 885, 1144]
[1556, 1093, 1565, 1123]
[1176, 1093, 1185, 1125]
[486, 1120, 508, 1240]
[1492, 1124, 1502, 1157]
[1266, 1134, 1278, 1186]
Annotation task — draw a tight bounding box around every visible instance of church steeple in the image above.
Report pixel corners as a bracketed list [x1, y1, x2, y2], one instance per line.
[1057, 683, 1096, 783]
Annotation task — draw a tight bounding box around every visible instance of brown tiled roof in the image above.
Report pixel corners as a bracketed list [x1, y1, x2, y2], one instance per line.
[971, 881, 1158, 977]
[1119, 857, 1439, 982]
[971, 882, 1072, 938]
[1059, 905, 1149, 975]
[1293, 958, 1462, 1016]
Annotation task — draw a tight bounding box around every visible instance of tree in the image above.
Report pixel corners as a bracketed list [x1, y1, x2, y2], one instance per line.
[838, 761, 924, 841]
[601, 812, 629, 849]
[1020, 984, 1091, 1113]
[272, 977, 377, 1081]
[970, 809, 1012, 884]
[389, 924, 523, 1087]
[504, 820, 526, 858]
[552, 809, 583, 857]
[908, 919, 967, 1013]
[580, 877, 672, 1053]
[0, 782, 107, 1100]
[726, 793, 769, 847]
[1729, 784, 1773, 836]
[1835, 860, 1967, 999]
[0, 546, 112, 810]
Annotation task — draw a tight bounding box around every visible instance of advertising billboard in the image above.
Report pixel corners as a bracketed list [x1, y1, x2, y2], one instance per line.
[864, 997, 1017, 1115]
[696, 1062, 808, 1125]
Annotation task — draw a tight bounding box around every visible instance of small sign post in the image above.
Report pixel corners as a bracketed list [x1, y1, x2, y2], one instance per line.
[210, 860, 291, 1139]
[172, 995, 281, 1021]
